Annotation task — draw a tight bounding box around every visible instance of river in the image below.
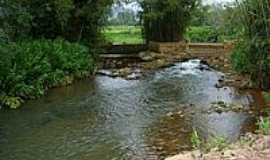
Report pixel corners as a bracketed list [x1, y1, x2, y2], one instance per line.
[0, 59, 265, 160]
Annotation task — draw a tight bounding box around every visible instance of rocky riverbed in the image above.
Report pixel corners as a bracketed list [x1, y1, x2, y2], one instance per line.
[99, 50, 269, 160]
[98, 49, 251, 89]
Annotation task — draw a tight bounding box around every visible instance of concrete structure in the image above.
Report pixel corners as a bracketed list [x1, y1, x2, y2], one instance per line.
[149, 41, 234, 57]
[102, 42, 234, 59]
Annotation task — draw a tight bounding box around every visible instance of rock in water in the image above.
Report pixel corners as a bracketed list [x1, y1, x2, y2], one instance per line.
[139, 51, 156, 61]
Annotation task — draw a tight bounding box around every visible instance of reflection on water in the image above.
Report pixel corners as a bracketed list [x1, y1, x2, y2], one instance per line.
[0, 60, 265, 160]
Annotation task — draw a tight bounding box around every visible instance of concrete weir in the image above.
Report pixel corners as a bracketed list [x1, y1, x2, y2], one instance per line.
[101, 41, 234, 59]
[149, 41, 234, 57]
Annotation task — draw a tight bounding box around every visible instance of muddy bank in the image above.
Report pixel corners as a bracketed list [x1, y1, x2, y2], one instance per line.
[166, 133, 270, 160]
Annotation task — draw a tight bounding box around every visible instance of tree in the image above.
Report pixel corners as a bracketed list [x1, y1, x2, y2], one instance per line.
[232, 0, 270, 89]
[0, 0, 114, 44]
[140, 0, 197, 42]
[190, 0, 211, 26]
[106, 6, 139, 26]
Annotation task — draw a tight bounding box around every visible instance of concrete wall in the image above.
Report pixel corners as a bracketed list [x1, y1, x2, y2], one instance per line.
[149, 41, 234, 58]
[149, 41, 187, 54]
[104, 44, 148, 54]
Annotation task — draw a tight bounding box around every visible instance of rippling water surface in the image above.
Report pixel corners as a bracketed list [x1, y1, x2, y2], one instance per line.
[0, 60, 265, 160]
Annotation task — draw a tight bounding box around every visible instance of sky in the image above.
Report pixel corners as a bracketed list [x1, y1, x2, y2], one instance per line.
[204, 0, 234, 4]
[123, 0, 235, 10]
[115, 0, 235, 16]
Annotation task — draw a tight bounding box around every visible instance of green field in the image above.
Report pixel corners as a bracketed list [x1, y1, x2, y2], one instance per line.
[102, 26, 226, 44]
[102, 26, 144, 44]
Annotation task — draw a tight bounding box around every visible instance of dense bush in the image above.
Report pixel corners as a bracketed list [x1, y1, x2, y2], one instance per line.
[0, 0, 114, 109]
[0, 39, 95, 109]
[232, 0, 270, 89]
[190, 1, 243, 42]
[185, 26, 219, 43]
[0, 0, 113, 43]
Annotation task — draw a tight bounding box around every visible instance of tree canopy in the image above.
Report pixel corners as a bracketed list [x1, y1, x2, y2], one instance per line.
[140, 0, 197, 42]
[0, 0, 114, 44]
[0, 0, 199, 43]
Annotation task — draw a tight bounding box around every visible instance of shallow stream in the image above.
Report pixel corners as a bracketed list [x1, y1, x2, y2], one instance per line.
[0, 60, 265, 160]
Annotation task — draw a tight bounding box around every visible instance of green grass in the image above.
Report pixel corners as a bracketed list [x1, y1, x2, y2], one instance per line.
[191, 129, 202, 149]
[191, 129, 228, 152]
[102, 25, 231, 44]
[102, 25, 236, 44]
[102, 26, 144, 44]
[185, 26, 219, 43]
[258, 92, 270, 135]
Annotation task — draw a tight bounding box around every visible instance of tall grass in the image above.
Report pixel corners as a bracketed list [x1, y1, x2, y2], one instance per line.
[232, 0, 270, 89]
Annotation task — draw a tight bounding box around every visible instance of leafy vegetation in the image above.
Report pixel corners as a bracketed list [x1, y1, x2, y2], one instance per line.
[185, 26, 219, 43]
[0, 39, 95, 109]
[189, 1, 242, 42]
[205, 137, 228, 151]
[191, 129, 202, 149]
[232, 0, 270, 89]
[259, 117, 270, 135]
[258, 92, 270, 135]
[0, 0, 113, 43]
[191, 129, 228, 152]
[0, 0, 114, 109]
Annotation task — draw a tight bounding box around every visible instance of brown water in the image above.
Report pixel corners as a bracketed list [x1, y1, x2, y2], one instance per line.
[0, 60, 265, 160]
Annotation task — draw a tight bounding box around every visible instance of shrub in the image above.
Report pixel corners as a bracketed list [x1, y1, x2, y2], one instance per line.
[231, 40, 252, 73]
[0, 39, 95, 109]
[232, 0, 270, 89]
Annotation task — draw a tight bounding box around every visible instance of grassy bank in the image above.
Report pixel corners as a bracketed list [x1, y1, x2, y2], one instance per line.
[0, 39, 95, 109]
[102, 26, 144, 44]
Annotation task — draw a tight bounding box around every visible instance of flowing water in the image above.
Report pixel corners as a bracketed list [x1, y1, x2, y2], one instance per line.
[0, 60, 266, 160]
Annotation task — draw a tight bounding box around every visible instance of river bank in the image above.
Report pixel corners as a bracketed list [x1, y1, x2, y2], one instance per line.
[155, 52, 270, 160]
[1, 56, 266, 160]
[98, 49, 270, 159]
[100, 50, 270, 160]
[166, 133, 270, 160]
